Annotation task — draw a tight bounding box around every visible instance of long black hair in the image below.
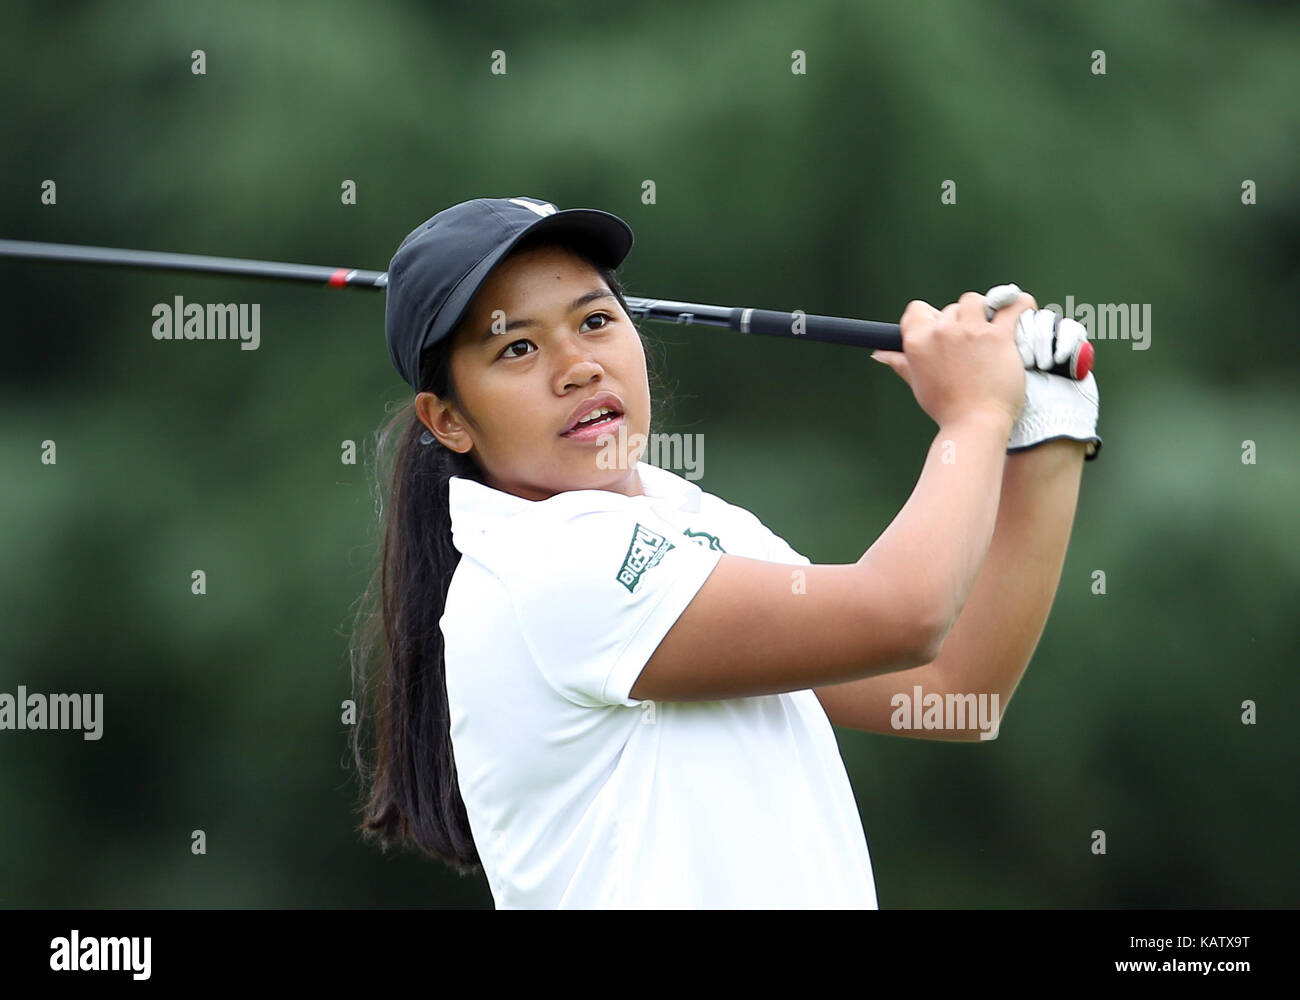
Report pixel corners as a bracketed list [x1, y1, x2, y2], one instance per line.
[347, 235, 666, 875]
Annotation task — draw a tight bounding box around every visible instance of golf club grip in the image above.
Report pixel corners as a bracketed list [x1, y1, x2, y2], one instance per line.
[735, 307, 1093, 380]
[737, 307, 901, 350]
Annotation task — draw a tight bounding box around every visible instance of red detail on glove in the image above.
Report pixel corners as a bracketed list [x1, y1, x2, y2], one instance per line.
[1075, 340, 1094, 380]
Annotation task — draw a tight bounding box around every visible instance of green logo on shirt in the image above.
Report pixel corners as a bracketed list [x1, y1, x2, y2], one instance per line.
[617, 523, 675, 593]
[683, 528, 726, 552]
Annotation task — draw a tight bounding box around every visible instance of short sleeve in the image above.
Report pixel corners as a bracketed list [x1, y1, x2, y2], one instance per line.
[497, 506, 724, 709]
[760, 524, 812, 567]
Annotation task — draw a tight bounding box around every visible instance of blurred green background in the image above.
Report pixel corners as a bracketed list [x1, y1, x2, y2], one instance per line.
[1, 0, 1297, 908]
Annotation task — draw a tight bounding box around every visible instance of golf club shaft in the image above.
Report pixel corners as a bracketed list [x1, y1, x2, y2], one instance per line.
[0, 238, 389, 289]
[0, 238, 1091, 378]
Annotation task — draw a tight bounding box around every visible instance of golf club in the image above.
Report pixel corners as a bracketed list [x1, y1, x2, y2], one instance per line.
[0, 238, 1094, 379]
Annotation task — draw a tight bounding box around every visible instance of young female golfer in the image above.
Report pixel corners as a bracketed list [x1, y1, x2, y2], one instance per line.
[349, 196, 1101, 909]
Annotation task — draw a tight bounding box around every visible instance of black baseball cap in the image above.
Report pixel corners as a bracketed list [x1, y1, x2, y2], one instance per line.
[384, 196, 634, 390]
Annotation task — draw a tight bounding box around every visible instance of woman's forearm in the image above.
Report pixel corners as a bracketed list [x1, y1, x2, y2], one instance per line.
[858, 409, 1016, 659]
[930, 438, 1087, 706]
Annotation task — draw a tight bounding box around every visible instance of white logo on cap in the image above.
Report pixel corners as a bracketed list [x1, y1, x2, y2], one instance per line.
[508, 197, 558, 217]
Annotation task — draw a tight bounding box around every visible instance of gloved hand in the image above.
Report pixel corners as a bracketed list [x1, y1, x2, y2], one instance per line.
[984, 283, 1102, 460]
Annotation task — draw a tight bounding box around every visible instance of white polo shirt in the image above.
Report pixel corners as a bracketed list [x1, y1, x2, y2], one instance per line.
[441, 460, 878, 909]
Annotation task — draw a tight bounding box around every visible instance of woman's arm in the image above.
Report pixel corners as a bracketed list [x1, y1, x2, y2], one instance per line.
[630, 294, 1031, 704]
[813, 437, 1086, 738]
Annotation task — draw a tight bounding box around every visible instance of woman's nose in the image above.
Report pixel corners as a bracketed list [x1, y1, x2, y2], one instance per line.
[560, 359, 602, 392]
[556, 335, 603, 389]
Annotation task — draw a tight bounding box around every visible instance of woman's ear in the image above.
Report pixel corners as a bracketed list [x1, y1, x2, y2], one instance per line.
[415, 391, 473, 453]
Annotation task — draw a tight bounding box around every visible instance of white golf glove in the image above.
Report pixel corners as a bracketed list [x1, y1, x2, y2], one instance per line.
[984, 283, 1102, 461]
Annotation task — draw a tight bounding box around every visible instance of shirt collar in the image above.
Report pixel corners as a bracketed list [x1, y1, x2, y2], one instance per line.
[448, 461, 702, 543]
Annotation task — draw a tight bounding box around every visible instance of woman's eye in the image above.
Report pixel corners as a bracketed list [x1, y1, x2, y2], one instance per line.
[498, 314, 613, 359]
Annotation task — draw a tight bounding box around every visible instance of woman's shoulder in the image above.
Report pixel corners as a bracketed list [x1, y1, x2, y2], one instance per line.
[694, 484, 783, 539]
[692, 485, 811, 565]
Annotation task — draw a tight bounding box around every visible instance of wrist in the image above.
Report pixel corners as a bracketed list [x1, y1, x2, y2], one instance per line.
[1005, 436, 1089, 471]
[941, 406, 1017, 442]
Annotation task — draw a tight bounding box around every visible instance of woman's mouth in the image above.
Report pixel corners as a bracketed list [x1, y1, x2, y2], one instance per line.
[561, 410, 625, 442]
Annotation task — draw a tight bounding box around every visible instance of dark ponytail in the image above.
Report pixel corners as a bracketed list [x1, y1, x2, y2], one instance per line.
[347, 244, 655, 875]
